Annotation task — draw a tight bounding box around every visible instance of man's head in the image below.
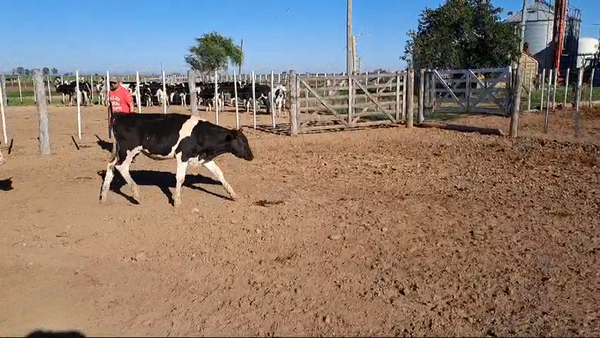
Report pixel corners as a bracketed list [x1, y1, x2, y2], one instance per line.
[109, 75, 122, 90]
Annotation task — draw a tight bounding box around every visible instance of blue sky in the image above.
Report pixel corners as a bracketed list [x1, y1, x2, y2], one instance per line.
[1, 0, 599, 75]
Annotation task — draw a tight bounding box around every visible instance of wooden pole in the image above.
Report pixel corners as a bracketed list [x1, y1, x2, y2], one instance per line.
[17, 75, 23, 104]
[107, 71, 111, 139]
[527, 69, 533, 111]
[574, 67, 583, 137]
[418, 68, 425, 124]
[589, 67, 595, 108]
[270, 70, 276, 128]
[76, 71, 82, 139]
[288, 71, 299, 136]
[0, 75, 7, 107]
[233, 72, 240, 129]
[188, 70, 198, 116]
[60, 75, 64, 104]
[346, 0, 354, 126]
[563, 67, 570, 108]
[136, 71, 141, 113]
[91, 75, 94, 105]
[162, 70, 167, 114]
[510, 0, 527, 136]
[406, 68, 414, 128]
[214, 70, 219, 125]
[0, 77, 7, 144]
[402, 71, 407, 121]
[543, 69, 553, 133]
[540, 68, 546, 109]
[252, 71, 257, 129]
[552, 68, 558, 110]
[395, 73, 401, 121]
[46, 76, 52, 104]
[33, 70, 51, 154]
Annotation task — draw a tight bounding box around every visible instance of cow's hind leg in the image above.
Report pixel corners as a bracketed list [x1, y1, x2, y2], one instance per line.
[115, 146, 142, 201]
[100, 141, 120, 202]
[173, 154, 189, 207]
[203, 160, 237, 200]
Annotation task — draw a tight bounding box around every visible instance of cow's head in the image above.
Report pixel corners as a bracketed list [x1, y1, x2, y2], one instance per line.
[227, 127, 254, 161]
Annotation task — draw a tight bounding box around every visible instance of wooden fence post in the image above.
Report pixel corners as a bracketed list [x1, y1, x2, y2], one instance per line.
[589, 67, 595, 108]
[574, 67, 584, 137]
[418, 68, 425, 124]
[288, 71, 299, 136]
[0, 75, 7, 107]
[33, 70, 51, 155]
[395, 72, 401, 122]
[0, 76, 7, 144]
[188, 70, 198, 116]
[406, 68, 414, 128]
[510, 65, 523, 138]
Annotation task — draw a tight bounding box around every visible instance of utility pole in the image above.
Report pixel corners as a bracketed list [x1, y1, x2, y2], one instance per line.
[346, 0, 354, 124]
[510, 0, 528, 138]
[347, 0, 353, 76]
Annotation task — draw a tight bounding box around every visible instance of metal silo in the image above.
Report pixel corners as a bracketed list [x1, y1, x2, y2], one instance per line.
[504, 0, 582, 73]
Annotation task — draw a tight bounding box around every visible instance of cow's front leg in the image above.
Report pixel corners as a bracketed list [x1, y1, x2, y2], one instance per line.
[203, 160, 237, 200]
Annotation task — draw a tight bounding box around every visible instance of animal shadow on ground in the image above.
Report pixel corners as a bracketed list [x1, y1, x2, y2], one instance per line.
[25, 330, 86, 338]
[0, 177, 13, 191]
[95, 135, 113, 153]
[419, 122, 504, 136]
[97, 169, 230, 205]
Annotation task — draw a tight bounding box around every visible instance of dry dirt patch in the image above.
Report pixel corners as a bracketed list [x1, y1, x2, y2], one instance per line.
[0, 105, 598, 336]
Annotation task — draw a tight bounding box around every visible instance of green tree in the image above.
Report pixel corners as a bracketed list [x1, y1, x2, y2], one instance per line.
[402, 0, 520, 70]
[51, 67, 58, 75]
[42, 67, 50, 75]
[185, 32, 243, 73]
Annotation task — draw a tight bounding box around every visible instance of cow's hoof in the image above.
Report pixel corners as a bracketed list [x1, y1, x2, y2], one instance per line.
[132, 186, 141, 200]
[173, 199, 182, 207]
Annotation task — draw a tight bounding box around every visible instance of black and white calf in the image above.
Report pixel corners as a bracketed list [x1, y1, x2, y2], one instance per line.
[99, 113, 254, 207]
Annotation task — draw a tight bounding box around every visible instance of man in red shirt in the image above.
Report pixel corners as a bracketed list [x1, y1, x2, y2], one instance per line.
[108, 75, 135, 116]
[107, 75, 136, 143]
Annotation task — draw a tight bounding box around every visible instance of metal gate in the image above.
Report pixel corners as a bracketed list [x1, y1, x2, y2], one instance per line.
[428, 67, 512, 116]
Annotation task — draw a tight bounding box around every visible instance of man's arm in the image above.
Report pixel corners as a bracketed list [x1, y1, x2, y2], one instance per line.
[127, 91, 136, 113]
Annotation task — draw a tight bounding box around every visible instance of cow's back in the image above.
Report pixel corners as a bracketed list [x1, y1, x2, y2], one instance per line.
[112, 113, 193, 157]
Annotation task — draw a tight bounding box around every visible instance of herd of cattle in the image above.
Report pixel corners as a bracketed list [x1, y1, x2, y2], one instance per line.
[52, 77, 288, 116]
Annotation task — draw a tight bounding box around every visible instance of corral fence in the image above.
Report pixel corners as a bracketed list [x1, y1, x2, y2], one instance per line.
[285, 71, 409, 135]
[424, 67, 512, 116]
[283, 66, 516, 136]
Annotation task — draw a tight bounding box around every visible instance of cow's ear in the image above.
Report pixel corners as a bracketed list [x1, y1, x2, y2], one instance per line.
[235, 128, 244, 136]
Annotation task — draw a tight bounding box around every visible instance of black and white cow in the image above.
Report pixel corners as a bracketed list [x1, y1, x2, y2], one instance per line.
[99, 113, 254, 207]
[53, 78, 92, 106]
[273, 84, 287, 116]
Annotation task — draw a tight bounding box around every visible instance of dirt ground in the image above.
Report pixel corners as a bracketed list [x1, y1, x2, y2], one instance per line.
[0, 103, 599, 337]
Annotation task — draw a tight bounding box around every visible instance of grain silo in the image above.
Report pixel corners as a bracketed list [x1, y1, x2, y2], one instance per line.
[504, 0, 581, 73]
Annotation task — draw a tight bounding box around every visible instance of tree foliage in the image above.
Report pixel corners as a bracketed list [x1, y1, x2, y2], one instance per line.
[11, 66, 60, 77]
[402, 0, 520, 70]
[185, 32, 243, 73]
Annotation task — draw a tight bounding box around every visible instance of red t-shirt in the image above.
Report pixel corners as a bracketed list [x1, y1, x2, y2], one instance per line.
[109, 85, 134, 113]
